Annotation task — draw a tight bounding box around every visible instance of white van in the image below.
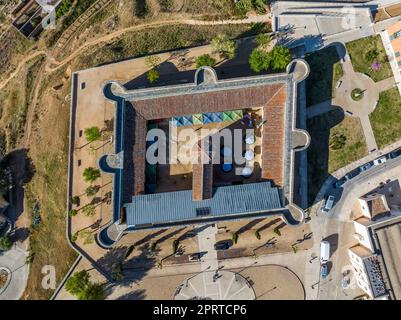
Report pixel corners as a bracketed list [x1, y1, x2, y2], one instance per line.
[320, 241, 330, 264]
[322, 195, 335, 212]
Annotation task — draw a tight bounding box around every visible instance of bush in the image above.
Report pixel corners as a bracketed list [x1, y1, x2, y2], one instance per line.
[145, 55, 161, 69]
[235, 0, 253, 15]
[83, 167, 101, 183]
[270, 46, 292, 71]
[84, 127, 101, 142]
[249, 49, 270, 73]
[195, 54, 216, 68]
[71, 196, 80, 206]
[255, 230, 261, 240]
[147, 69, 160, 83]
[232, 233, 239, 244]
[330, 133, 347, 150]
[172, 240, 179, 254]
[0, 235, 13, 251]
[365, 49, 378, 62]
[69, 209, 78, 217]
[82, 205, 96, 217]
[70, 233, 78, 243]
[211, 34, 237, 59]
[66, 270, 90, 296]
[255, 33, 272, 48]
[79, 283, 105, 300]
[150, 242, 158, 252]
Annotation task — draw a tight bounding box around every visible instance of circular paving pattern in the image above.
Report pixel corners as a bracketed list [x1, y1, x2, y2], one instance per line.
[174, 271, 255, 300]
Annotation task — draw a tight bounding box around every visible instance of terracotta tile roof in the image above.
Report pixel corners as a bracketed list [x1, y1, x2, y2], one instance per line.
[127, 82, 288, 195]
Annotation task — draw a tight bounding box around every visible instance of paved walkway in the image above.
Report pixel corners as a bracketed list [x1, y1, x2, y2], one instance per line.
[307, 42, 398, 153]
[0, 243, 29, 300]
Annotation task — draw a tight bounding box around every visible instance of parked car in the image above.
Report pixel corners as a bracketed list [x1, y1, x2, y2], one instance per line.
[388, 148, 401, 159]
[321, 263, 329, 279]
[373, 156, 387, 166]
[322, 195, 335, 212]
[320, 241, 330, 264]
[358, 163, 372, 173]
[214, 240, 233, 251]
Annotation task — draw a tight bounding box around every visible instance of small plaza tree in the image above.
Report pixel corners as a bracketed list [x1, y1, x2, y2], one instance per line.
[84, 126, 101, 143]
[83, 167, 101, 183]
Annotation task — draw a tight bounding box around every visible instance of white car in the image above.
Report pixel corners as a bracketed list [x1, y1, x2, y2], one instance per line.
[373, 156, 387, 166]
[322, 195, 335, 212]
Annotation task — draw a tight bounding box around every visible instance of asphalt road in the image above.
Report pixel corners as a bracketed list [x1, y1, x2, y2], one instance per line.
[315, 154, 401, 299]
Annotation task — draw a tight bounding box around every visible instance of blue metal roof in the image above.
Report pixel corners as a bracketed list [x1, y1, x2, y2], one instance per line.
[124, 182, 282, 226]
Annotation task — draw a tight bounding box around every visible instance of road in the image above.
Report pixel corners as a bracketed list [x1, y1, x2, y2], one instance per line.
[314, 153, 401, 299]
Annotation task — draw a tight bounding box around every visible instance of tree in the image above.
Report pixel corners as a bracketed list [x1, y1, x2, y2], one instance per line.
[330, 133, 347, 150]
[66, 270, 105, 300]
[255, 230, 261, 240]
[255, 33, 272, 49]
[270, 46, 292, 71]
[111, 263, 124, 281]
[83, 167, 101, 183]
[248, 49, 271, 73]
[211, 34, 237, 59]
[84, 127, 101, 143]
[65, 270, 90, 296]
[82, 204, 96, 217]
[79, 283, 105, 300]
[86, 185, 100, 197]
[172, 240, 179, 254]
[147, 69, 160, 83]
[145, 55, 161, 69]
[365, 49, 378, 62]
[0, 235, 13, 251]
[195, 54, 216, 68]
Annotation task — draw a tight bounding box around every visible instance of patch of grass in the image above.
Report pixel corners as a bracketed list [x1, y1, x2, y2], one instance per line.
[305, 46, 343, 106]
[307, 110, 367, 205]
[76, 23, 257, 68]
[346, 35, 392, 82]
[370, 88, 401, 148]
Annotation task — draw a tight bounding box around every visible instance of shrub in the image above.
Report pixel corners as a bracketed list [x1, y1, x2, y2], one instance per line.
[66, 270, 90, 296]
[83, 167, 101, 183]
[70, 196, 80, 206]
[70, 233, 78, 243]
[195, 54, 216, 68]
[365, 49, 378, 62]
[235, 0, 253, 15]
[69, 209, 78, 217]
[248, 49, 270, 73]
[82, 205, 96, 217]
[172, 240, 179, 254]
[232, 233, 239, 244]
[255, 230, 261, 240]
[270, 46, 292, 71]
[0, 235, 13, 251]
[255, 33, 272, 48]
[330, 133, 347, 150]
[211, 34, 237, 59]
[84, 126, 101, 142]
[79, 283, 105, 300]
[145, 55, 161, 69]
[151, 242, 158, 252]
[147, 69, 160, 83]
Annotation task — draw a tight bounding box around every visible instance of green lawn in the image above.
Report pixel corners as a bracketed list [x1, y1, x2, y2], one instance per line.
[305, 46, 343, 106]
[307, 110, 367, 205]
[370, 88, 401, 148]
[346, 35, 392, 82]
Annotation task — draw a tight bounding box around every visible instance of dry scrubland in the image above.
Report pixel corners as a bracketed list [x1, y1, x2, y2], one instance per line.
[0, 0, 270, 299]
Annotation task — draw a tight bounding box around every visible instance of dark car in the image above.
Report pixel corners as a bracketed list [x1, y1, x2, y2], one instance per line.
[214, 240, 233, 251]
[321, 264, 328, 279]
[333, 177, 347, 189]
[388, 148, 401, 159]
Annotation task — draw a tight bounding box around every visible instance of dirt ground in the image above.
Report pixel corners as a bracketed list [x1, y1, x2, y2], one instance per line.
[216, 217, 313, 257]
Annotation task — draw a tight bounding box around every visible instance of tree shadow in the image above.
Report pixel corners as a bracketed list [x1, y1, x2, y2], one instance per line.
[11, 227, 30, 242]
[0, 148, 36, 222]
[235, 219, 263, 235]
[256, 218, 281, 233]
[133, 229, 167, 247]
[116, 289, 146, 300]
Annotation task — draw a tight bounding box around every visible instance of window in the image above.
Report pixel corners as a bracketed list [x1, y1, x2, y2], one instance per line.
[396, 51, 401, 57]
[196, 207, 211, 216]
[81, 82, 86, 90]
